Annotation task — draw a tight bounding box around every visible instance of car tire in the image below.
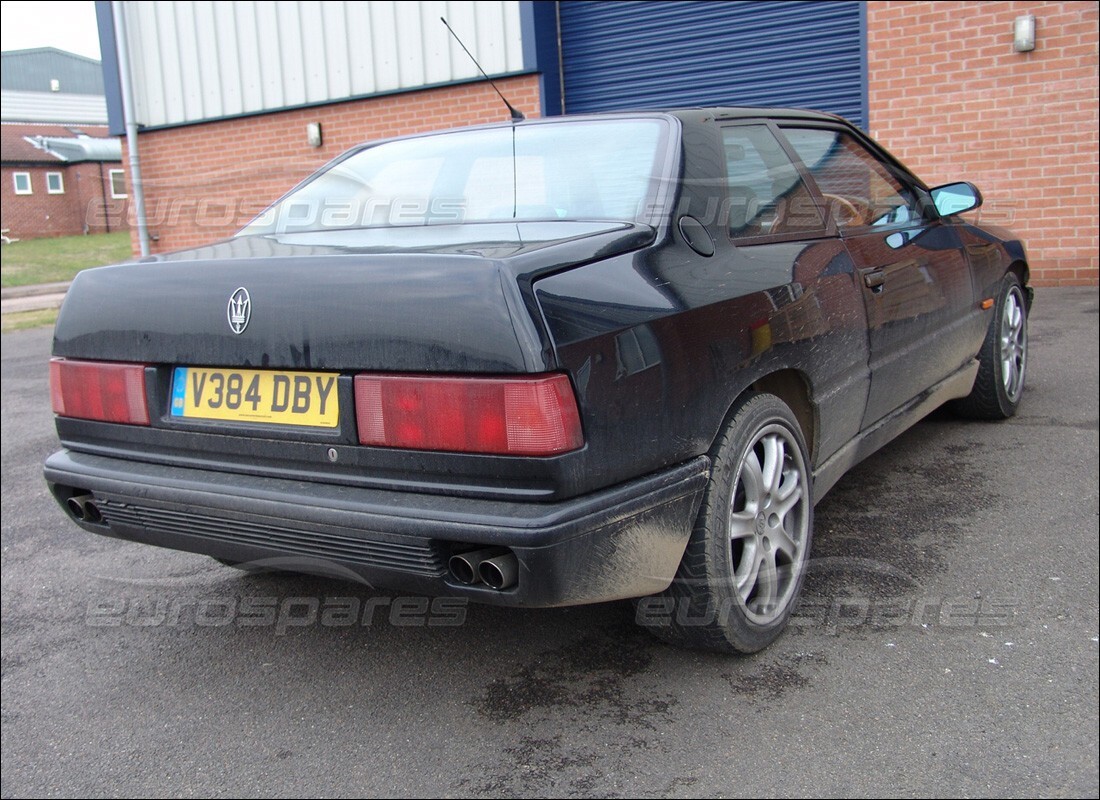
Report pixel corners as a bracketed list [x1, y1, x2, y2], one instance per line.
[952, 273, 1028, 420]
[640, 393, 814, 654]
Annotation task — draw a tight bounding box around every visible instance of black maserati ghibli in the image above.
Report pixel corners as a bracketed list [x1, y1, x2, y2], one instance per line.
[45, 108, 1030, 653]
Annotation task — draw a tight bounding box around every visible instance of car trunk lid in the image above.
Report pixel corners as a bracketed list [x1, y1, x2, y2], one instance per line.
[53, 221, 653, 373]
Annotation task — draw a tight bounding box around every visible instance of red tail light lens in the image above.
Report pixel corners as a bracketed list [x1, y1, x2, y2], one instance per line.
[49, 358, 150, 426]
[353, 373, 583, 456]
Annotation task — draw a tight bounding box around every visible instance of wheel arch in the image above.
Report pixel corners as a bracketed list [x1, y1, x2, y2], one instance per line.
[710, 368, 818, 464]
[751, 369, 818, 464]
[1008, 260, 1032, 309]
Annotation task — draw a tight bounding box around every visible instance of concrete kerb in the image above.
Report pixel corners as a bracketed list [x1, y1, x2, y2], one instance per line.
[1, 282, 71, 314]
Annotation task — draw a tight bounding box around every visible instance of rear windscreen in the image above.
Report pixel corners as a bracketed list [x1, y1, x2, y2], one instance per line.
[240, 119, 669, 235]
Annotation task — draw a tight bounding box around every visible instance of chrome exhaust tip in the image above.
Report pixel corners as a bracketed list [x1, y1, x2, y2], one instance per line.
[66, 496, 86, 520]
[66, 494, 102, 524]
[448, 547, 502, 585]
[478, 553, 518, 590]
[83, 500, 103, 524]
[66, 494, 91, 520]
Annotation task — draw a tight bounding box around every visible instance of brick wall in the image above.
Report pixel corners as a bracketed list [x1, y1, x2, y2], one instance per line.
[70, 162, 131, 236]
[0, 163, 129, 239]
[867, 1, 1098, 286]
[126, 74, 541, 254]
[2, 166, 69, 238]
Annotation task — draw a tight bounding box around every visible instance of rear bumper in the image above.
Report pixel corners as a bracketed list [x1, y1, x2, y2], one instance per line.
[44, 450, 709, 607]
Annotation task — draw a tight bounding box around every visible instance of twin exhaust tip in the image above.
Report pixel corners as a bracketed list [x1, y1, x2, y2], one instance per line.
[66, 493, 103, 524]
[448, 548, 518, 590]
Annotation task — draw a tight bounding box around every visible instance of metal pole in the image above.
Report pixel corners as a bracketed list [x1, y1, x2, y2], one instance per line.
[98, 161, 110, 233]
[112, 0, 150, 257]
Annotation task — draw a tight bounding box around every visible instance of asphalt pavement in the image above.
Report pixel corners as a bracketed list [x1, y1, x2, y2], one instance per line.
[2, 288, 1097, 798]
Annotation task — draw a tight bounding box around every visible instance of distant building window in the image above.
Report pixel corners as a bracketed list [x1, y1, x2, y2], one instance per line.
[109, 169, 128, 199]
[46, 172, 65, 194]
[13, 172, 32, 195]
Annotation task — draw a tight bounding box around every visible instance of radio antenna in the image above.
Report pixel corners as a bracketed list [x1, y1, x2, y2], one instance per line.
[441, 17, 525, 122]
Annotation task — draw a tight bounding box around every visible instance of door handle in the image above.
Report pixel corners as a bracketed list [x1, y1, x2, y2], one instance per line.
[863, 269, 886, 290]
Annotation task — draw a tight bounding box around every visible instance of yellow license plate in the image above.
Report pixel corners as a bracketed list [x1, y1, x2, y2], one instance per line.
[170, 367, 339, 428]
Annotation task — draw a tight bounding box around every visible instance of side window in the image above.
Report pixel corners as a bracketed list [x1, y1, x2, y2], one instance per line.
[721, 125, 825, 240]
[109, 169, 128, 198]
[781, 128, 929, 230]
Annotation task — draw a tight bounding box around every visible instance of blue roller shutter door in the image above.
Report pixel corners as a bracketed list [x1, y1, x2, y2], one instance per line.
[558, 0, 865, 128]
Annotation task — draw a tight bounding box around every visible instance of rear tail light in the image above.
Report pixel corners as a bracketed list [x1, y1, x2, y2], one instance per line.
[353, 373, 583, 456]
[49, 358, 150, 426]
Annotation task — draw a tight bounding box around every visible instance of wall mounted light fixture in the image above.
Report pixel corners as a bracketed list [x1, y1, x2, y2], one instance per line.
[307, 122, 323, 147]
[1013, 14, 1036, 53]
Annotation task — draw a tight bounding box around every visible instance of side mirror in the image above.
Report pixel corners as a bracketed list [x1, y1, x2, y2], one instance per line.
[931, 181, 983, 217]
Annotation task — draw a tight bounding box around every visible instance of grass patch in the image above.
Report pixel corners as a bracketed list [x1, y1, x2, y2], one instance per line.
[2, 308, 58, 332]
[0, 232, 133, 288]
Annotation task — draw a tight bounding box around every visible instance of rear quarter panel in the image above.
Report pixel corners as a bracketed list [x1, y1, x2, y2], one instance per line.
[535, 233, 871, 488]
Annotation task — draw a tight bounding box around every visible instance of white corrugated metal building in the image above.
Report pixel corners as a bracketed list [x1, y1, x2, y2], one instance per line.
[113, 1, 529, 129]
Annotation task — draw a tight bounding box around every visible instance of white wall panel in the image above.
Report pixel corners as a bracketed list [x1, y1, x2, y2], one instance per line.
[211, 2, 245, 116]
[367, 2, 400, 93]
[502, 1, 522, 70]
[252, 3, 284, 109]
[394, 2, 426, 89]
[0, 90, 109, 124]
[171, 2, 206, 119]
[344, 2, 377, 95]
[300, 1, 331, 102]
[420, 1, 453, 86]
[119, 0, 526, 127]
[193, 2, 226, 117]
[275, 2, 307, 107]
[231, 2, 262, 115]
[320, 1, 351, 101]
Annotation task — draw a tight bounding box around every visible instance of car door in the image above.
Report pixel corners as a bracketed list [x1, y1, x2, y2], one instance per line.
[777, 125, 978, 427]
